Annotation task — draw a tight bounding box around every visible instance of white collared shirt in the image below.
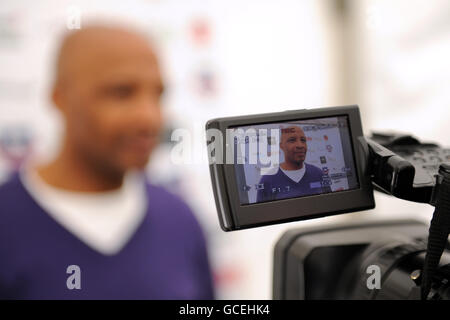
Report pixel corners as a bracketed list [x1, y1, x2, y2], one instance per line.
[280, 165, 306, 183]
[20, 169, 148, 255]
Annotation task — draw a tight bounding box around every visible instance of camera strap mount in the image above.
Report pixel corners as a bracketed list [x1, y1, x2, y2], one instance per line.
[421, 163, 450, 299]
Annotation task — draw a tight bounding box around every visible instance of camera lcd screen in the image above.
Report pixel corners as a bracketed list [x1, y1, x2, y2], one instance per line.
[231, 116, 359, 205]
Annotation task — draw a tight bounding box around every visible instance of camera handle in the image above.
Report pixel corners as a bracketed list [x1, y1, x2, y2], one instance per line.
[364, 138, 450, 299]
[421, 163, 450, 299]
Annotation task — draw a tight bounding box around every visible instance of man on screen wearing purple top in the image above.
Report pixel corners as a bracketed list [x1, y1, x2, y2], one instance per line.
[256, 125, 331, 203]
[0, 25, 214, 299]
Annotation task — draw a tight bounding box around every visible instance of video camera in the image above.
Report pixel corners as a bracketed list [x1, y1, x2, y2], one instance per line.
[205, 105, 450, 300]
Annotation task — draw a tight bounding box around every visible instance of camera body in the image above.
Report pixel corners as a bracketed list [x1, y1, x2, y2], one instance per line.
[273, 219, 450, 300]
[205, 105, 450, 299]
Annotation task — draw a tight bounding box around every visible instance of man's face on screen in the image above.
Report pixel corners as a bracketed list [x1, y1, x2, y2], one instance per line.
[56, 28, 164, 172]
[280, 126, 307, 167]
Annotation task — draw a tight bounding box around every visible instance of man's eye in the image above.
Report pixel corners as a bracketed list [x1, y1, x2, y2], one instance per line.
[153, 83, 165, 97]
[109, 86, 135, 99]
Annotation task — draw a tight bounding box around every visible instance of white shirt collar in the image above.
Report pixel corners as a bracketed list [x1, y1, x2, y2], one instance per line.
[20, 168, 148, 255]
[280, 164, 306, 183]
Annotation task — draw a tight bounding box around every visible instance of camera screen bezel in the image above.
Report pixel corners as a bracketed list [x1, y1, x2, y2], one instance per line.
[206, 105, 375, 231]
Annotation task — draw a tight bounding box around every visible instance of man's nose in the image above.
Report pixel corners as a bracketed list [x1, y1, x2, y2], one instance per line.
[133, 95, 162, 132]
[295, 141, 305, 149]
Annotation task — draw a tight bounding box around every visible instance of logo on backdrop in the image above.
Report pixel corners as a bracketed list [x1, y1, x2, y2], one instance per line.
[0, 126, 34, 171]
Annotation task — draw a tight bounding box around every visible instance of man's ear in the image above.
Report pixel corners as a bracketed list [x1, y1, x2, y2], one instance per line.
[51, 84, 65, 113]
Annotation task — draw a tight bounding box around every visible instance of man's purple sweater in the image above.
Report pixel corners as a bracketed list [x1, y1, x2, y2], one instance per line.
[256, 163, 329, 202]
[0, 173, 214, 299]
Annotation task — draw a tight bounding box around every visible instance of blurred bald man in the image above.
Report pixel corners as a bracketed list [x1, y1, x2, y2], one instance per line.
[0, 25, 214, 299]
[256, 126, 330, 202]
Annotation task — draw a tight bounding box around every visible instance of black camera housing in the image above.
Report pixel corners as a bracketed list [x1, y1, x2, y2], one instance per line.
[273, 219, 450, 300]
[206, 105, 375, 231]
[206, 105, 450, 299]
